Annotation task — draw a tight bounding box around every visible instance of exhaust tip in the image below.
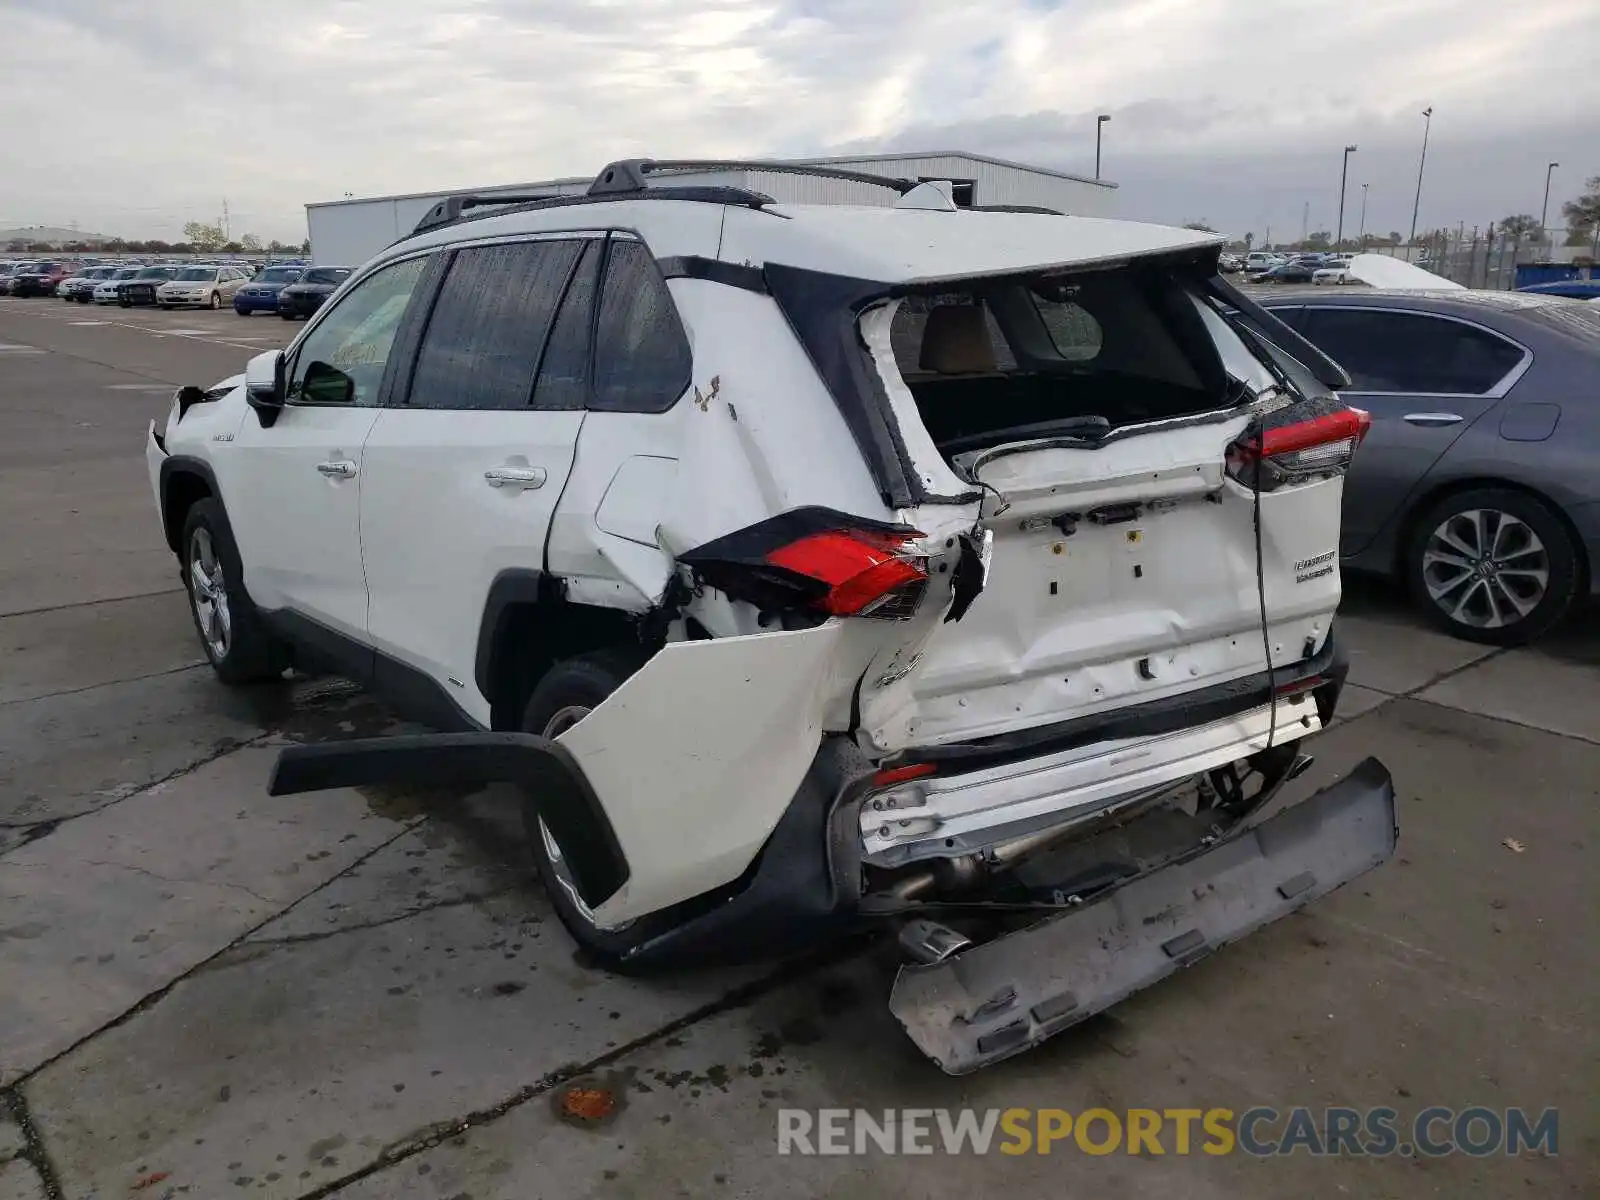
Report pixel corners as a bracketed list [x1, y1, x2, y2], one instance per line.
[897, 918, 972, 965]
[1287, 753, 1315, 782]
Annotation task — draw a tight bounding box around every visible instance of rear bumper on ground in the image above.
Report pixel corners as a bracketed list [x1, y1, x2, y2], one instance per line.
[890, 756, 1397, 1073]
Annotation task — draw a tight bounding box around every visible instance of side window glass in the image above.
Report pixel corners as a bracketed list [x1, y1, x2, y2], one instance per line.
[532, 241, 600, 411]
[286, 256, 427, 407]
[589, 239, 692, 413]
[407, 240, 583, 411]
[1302, 309, 1524, 394]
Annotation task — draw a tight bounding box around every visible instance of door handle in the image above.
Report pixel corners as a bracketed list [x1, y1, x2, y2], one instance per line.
[484, 466, 547, 489]
[316, 459, 357, 478]
[1402, 412, 1463, 427]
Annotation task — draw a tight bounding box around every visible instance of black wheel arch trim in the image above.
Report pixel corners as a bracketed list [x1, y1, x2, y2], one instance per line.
[269, 732, 629, 910]
[473, 568, 568, 703]
[158, 455, 223, 553]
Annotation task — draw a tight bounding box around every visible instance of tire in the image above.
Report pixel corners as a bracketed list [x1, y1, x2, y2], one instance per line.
[158, 303, 172, 310]
[208, 291, 220, 310]
[235, 307, 250, 317]
[279, 312, 294, 320]
[1406, 487, 1580, 646]
[517, 646, 666, 968]
[179, 498, 289, 683]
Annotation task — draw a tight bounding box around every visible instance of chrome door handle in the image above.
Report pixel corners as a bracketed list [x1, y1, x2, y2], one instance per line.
[484, 466, 547, 489]
[316, 459, 357, 478]
[1403, 412, 1463, 427]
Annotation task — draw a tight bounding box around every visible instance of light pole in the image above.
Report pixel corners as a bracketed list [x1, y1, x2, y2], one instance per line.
[1540, 161, 1559, 243]
[1336, 144, 1358, 247]
[1409, 106, 1432, 248]
[1358, 183, 1369, 245]
[1095, 114, 1111, 180]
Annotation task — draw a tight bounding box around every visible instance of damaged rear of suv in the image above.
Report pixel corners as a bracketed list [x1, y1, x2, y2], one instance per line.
[157, 159, 1395, 1073]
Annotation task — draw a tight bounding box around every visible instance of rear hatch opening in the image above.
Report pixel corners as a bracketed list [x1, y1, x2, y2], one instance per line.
[868, 260, 1246, 470]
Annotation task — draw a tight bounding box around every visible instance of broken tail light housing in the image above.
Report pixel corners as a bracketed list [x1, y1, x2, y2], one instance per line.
[678, 506, 929, 620]
[1227, 404, 1371, 492]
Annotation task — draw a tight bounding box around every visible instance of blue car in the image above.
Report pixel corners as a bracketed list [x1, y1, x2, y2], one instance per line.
[233, 265, 305, 315]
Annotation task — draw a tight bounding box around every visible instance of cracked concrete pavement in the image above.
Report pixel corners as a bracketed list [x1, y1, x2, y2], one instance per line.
[1, 299, 1596, 1198]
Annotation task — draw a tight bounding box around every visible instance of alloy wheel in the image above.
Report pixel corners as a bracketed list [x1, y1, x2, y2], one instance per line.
[188, 527, 232, 659]
[535, 704, 631, 930]
[1421, 508, 1549, 630]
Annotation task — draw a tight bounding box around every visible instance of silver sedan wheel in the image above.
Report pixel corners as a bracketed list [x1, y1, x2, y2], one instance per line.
[536, 704, 632, 930]
[188, 527, 232, 659]
[1421, 508, 1549, 630]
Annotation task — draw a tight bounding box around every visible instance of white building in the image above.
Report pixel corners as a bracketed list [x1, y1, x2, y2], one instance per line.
[305, 152, 1118, 266]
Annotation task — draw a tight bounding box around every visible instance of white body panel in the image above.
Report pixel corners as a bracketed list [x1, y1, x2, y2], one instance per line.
[360, 408, 585, 723]
[226, 401, 380, 636]
[557, 624, 843, 926]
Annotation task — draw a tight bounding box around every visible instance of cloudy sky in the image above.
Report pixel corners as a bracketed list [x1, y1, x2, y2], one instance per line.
[1, 0, 1594, 245]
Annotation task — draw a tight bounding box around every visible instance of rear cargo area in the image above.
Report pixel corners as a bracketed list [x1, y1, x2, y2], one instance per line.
[887, 264, 1238, 456]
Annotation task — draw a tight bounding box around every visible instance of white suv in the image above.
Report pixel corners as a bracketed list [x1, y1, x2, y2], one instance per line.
[147, 159, 1395, 1073]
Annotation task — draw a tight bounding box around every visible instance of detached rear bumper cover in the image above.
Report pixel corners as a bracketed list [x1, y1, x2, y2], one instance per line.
[890, 756, 1396, 1074]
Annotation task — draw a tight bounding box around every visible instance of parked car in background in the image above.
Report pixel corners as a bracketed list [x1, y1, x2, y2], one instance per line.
[0, 262, 28, 294]
[1261, 290, 1600, 643]
[1243, 252, 1285, 275]
[1312, 262, 1355, 285]
[1261, 258, 1322, 284]
[92, 266, 145, 304]
[59, 265, 121, 301]
[156, 264, 250, 310]
[9, 262, 74, 297]
[117, 265, 181, 307]
[1218, 252, 1243, 273]
[233, 264, 304, 315]
[275, 266, 351, 319]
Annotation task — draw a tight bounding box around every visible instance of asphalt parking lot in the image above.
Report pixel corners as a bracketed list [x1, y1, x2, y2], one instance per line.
[1, 296, 1595, 1199]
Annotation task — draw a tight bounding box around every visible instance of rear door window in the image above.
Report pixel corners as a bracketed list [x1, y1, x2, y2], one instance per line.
[407, 239, 584, 411]
[1300, 308, 1525, 394]
[531, 241, 600, 411]
[588, 238, 693, 413]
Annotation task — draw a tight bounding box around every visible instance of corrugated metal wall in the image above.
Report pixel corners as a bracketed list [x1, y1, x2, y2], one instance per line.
[308, 155, 1119, 264]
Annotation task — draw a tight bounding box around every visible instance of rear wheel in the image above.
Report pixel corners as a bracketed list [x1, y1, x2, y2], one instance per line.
[1406, 487, 1579, 645]
[518, 647, 667, 969]
[180, 499, 289, 683]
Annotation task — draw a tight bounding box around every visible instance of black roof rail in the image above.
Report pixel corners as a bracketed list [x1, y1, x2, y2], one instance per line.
[411, 192, 565, 238]
[588, 158, 920, 197]
[402, 186, 776, 243]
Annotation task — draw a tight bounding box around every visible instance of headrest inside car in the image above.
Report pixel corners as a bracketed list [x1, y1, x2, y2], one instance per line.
[919, 304, 998, 375]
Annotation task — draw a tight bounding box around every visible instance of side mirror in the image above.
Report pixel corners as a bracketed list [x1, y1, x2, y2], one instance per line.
[244, 349, 285, 428]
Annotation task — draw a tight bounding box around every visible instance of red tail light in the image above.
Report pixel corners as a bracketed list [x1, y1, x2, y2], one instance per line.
[1227, 406, 1370, 492]
[677, 507, 930, 621]
[766, 530, 927, 617]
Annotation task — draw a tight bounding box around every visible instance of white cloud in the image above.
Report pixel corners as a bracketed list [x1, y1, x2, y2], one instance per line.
[0, 0, 1592, 244]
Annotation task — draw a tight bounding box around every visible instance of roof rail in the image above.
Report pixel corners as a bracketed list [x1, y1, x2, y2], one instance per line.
[403, 186, 775, 243]
[588, 158, 920, 197]
[411, 192, 565, 238]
